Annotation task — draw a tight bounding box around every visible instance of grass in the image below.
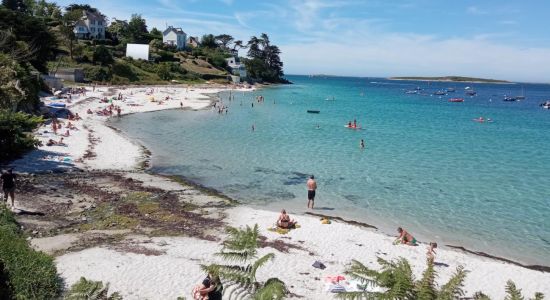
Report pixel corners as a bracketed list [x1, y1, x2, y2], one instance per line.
[0, 206, 61, 299]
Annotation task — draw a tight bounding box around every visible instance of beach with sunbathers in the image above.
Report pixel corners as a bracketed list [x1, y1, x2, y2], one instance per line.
[6, 83, 550, 299]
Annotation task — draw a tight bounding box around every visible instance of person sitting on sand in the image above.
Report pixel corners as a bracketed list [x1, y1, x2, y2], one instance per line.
[396, 227, 417, 246]
[57, 137, 65, 146]
[193, 273, 222, 300]
[427, 242, 437, 264]
[75, 113, 81, 120]
[46, 139, 57, 146]
[63, 130, 70, 137]
[277, 209, 297, 229]
[87, 109, 93, 114]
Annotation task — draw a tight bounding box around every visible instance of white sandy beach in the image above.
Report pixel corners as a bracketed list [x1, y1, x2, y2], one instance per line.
[13, 85, 550, 299]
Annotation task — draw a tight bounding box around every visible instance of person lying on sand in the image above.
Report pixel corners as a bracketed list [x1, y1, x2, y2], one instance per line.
[277, 209, 297, 229]
[427, 242, 437, 264]
[46, 139, 57, 146]
[396, 227, 417, 246]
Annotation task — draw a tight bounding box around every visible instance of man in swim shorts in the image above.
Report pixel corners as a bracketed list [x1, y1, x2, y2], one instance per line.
[307, 175, 317, 209]
[396, 227, 417, 246]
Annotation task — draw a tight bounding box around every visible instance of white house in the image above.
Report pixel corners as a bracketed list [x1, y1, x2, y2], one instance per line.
[162, 26, 186, 50]
[225, 56, 247, 80]
[73, 10, 106, 40]
[126, 44, 150, 61]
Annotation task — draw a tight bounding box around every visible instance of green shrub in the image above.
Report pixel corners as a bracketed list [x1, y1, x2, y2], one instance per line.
[111, 75, 130, 85]
[0, 207, 61, 299]
[156, 63, 172, 80]
[0, 110, 42, 162]
[93, 45, 114, 66]
[111, 62, 138, 81]
[84, 66, 112, 82]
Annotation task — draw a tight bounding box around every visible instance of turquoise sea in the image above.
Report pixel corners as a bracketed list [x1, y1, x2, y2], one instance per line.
[112, 75, 550, 265]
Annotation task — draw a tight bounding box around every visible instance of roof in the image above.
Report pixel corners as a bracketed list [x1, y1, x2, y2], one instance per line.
[82, 10, 105, 22]
[163, 26, 186, 36]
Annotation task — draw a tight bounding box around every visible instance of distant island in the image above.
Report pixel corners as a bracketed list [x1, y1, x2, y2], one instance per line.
[389, 76, 511, 83]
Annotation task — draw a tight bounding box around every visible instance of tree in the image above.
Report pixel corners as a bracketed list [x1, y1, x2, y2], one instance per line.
[0, 52, 40, 111]
[215, 34, 233, 49]
[156, 62, 172, 80]
[2, 0, 27, 13]
[107, 18, 128, 42]
[127, 14, 148, 43]
[232, 40, 245, 51]
[92, 45, 113, 66]
[244, 33, 285, 82]
[200, 34, 217, 49]
[202, 225, 288, 300]
[0, 110, 42, 162]
[60, 8, 82, 59]
[149, 27, 162, 40]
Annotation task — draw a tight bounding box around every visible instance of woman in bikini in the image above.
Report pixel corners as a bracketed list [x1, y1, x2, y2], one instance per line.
[277, 209, 296, 229]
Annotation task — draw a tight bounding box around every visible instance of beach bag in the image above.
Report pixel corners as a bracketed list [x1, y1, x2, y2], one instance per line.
[312, 260, 326, 269]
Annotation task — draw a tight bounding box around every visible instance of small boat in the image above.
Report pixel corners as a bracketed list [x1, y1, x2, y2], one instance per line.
[405, 90, 418, 94]
[503, 96, 517, 102]
[448, 98, 464, 102]
[466, 90, 477, 96]
[344, 125, 362, 129]
[325, 96, 336, 101]
[307, 110, 320, 114]
[434, 91, 447, 96]
[414, 86, 422, 91]
[541, 101, 550, 109]
[446, 87, 456, 92]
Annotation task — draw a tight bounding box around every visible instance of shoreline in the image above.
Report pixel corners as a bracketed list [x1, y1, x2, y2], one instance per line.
[9, 84, 550, 299]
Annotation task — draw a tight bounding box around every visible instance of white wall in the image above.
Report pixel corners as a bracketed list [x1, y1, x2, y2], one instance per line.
[126, 44, 150, 60]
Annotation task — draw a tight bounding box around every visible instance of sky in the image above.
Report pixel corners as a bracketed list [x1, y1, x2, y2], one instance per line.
[55, 0, 550, 82]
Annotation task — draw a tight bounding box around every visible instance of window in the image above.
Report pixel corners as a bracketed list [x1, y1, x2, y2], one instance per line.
[98, 21, 102, 26]
[91, 27, 95, 32]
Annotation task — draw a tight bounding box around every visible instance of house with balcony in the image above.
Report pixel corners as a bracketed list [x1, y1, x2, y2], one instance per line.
[162, 26, 186, 50]
[73, 10, 106, 40]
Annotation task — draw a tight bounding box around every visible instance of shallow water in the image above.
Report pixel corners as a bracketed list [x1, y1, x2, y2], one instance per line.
[112, 76, 550, 265]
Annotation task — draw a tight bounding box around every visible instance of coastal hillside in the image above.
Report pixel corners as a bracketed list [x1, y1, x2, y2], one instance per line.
[389, 76, 510, 83]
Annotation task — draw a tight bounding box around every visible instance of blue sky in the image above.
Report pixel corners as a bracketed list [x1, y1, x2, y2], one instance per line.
[56, 0, 550, 82]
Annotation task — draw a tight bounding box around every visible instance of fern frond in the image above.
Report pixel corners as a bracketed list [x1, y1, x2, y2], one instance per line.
[253, 278, 287, 300]
[473, 291, 492, 300]
[505, 280, 525, 300]
[531, 292, 544, 300]
[416, 261, 437, 300]
[250, 253, 275, 281]
[437, 265, 468, 300]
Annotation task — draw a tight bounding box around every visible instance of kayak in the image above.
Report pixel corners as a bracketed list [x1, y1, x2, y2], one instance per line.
[449, 98, 464, 102]
[307, 110, 320, 114]
[344, 125, 362, 129]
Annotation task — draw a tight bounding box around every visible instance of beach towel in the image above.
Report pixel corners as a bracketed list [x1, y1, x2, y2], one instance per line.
[312, 260, 326, 270]
[267, 224, 301, 235]
[327, 283, 346, 293]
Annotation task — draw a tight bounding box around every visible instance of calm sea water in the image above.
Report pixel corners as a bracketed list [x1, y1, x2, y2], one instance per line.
[112, 76, 550, 265]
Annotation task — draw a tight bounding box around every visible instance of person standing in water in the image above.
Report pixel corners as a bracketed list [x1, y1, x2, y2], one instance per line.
[307, 175, 317, 209]
[360, 139, 365, 149]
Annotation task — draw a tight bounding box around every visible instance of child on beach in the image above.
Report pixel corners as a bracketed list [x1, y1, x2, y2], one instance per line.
[427, 242, 437, 264]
